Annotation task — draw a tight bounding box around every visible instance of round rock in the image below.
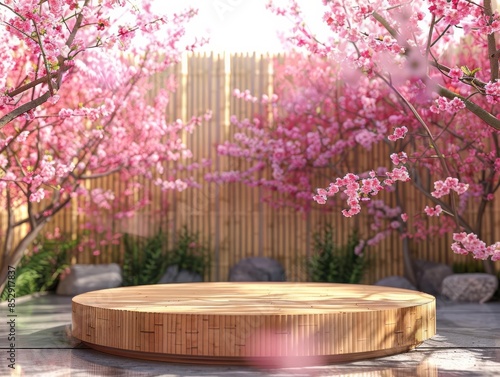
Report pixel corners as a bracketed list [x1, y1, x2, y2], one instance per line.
[229, 257, 286, 282]
[441, 273, 498, 303]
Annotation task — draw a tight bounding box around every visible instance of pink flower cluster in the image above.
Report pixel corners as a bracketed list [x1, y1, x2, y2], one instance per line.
[388, 126, 408, 141]
[0, 0, 213, 275]
[448, 67, 463, 82]
[313, 167, 410, 217]
[261, 0, 500, 263]
[363, 200, 403, 247]
[429, 0, 483, 27]
[233, 89, 259, 103]
[29, 188, 45, 203]
[485, 81, 500, 105]
[424, 205, 443, 217]
[452, 232, 500, 261]
[384, 166, 410, 185]
[390, 152, 408, 165]
[431, 177, 469, 198]
[430, 96, 466, 114]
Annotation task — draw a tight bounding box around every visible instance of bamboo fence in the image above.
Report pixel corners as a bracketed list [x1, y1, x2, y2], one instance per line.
[2, 53, 499, 283]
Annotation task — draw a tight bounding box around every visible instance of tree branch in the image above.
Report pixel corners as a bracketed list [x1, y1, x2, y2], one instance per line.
[372, 11, 399, 38]
[0, 91, 51, 128]
[437, 84, 500, 131]
[7, 71, 61, 98]
[484, 0, 499, 82]
[0, 0, 89, 130]
[66, 0, 90, 48]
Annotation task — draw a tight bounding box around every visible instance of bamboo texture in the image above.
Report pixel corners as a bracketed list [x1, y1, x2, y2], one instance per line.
[72, 282, 436, 364]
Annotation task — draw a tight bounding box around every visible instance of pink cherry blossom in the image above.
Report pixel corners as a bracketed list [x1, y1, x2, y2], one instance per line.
[452, 232, 500, 261]
[431, 177, 469, 198]
[485, 81, 500, 104]
[448, 67, 463, 82]
[388, 126, 408, 141]
[29, 188, 45, 203]
[430, 96, 466, 114]
[390, 152, 408, 165]
[0, 0, 209, 288]
[424, 205, 443, 217]
[235, 0, 500, 266]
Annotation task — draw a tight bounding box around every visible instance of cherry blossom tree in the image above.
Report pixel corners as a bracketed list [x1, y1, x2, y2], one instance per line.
[0, 0, 208, 291]
[212, 0, 500, 281]
[208, 53, 419, 280]
[275, 0, 500, 272]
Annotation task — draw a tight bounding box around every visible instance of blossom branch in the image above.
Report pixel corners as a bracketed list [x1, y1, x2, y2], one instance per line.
[437, 85, 500, 131]
[66, 0, 90, 48]
[0, 91, 51, 128]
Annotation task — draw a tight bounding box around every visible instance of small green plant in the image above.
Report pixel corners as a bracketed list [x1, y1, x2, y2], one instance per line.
[452, 261, 486, 274]
[122, 231, 167, 286]
[167, 226, 211, 278]
[307, 224, 367, 284]
[1, 235, 78, 301]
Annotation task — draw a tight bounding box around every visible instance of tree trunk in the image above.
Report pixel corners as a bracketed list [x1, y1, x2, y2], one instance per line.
[402, 236, 418, 287]
[483, 259, 496, 275]
[0, 220, 48, 294]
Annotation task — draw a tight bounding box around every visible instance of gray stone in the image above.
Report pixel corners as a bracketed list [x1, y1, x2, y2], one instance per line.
[374, 276, 417, 291]
[413, 259, 453, 296]
[229, 257, 286, 282]
[441, 273, 498, 303]
[158, 265, 203, 283]
[56, 263, 122, 296]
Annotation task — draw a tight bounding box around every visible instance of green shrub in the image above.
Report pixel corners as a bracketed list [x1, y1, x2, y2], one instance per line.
[167, 226, 211, 278]
[121, 227, 211, 286]
[452, 261, 486, 274]
[122, 232, 167, 286]
[307, 224, 366, 284]
[1, 236, 78, 301]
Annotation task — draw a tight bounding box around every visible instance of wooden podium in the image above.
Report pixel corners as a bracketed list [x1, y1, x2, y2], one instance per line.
[72, 282, 435, 365]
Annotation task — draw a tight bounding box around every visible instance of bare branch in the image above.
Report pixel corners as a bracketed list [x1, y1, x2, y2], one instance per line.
[372, 11, 399, 38]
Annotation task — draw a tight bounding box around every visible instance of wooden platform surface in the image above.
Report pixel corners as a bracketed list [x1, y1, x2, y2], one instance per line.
[72, 282, 436, 365]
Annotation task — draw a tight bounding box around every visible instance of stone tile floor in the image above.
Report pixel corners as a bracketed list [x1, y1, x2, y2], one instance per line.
[0, 293, 499, 376]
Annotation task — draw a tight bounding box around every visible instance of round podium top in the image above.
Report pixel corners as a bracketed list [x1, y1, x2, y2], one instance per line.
[72, 282, 434, 315]
[72, 282, 436, 363]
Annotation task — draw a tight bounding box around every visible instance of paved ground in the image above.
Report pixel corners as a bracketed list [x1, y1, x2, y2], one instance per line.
[0, 292, 499, 376]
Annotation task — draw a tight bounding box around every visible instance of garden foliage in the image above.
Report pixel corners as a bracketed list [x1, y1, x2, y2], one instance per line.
[122, 232, 166, 286]
[308, 225, 366, 284]
[0, 232, 78, 300]
[168, 225, 211, 278]
[122, 226, 211, 286]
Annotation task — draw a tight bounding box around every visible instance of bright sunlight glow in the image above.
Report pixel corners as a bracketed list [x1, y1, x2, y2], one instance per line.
[152, 0, 328, 53]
